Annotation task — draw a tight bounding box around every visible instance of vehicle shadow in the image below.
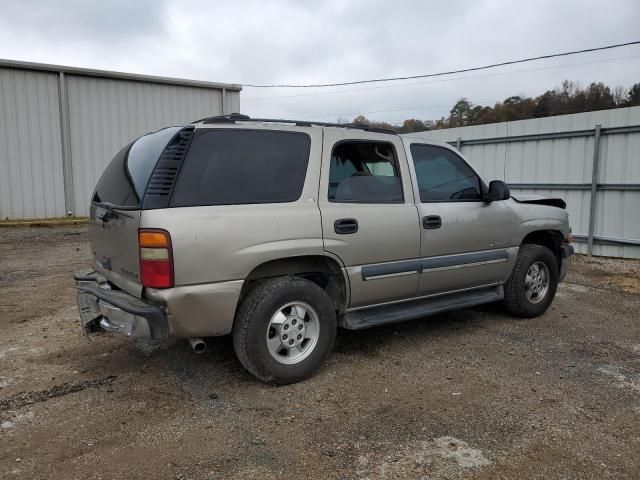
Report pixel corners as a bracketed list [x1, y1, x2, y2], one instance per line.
[333, 302, 509, 358]
[48, 302, 511, 389]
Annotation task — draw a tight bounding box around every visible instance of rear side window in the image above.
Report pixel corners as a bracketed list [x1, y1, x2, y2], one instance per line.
[328, 141, 403, 203]
[93, 126, 182, 207]
[410, 144, 483, 202]
[127, 127, 182, 199]
[171, 130, 311, 206]
[92, 143, 136, 206]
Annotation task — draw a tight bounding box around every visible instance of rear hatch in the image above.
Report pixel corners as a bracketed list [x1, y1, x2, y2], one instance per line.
[89, 127, 182, 297]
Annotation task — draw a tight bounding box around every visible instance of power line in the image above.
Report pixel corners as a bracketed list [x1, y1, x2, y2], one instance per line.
[243, 40, 640, 88]
[243, 54, 640, 102]
[301, 103, 454, 120]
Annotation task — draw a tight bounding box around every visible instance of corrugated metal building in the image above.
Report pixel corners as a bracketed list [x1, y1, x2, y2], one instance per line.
[0, 59, 241, 219]
[403, 106, 640, 259]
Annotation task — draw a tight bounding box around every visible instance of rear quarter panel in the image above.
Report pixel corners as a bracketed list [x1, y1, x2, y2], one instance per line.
[139, 126, 325, 286]
[141, 202, 324, 285]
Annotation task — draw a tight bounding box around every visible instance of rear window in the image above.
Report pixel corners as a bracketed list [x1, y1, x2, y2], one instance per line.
[171, 130, 311, 206]
[93, 127, 182, 207]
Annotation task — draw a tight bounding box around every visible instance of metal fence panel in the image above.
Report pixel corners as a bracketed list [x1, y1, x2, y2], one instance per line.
[0, 68, 66, 219]
[402, 106, 640, 259]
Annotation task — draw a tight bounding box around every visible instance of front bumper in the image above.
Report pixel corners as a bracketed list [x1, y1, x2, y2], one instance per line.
[559, 243, 574, 280]
[74, 271, 168, 339]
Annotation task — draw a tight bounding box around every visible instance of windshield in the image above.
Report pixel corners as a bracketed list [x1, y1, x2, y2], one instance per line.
[92, 126, 182, 207]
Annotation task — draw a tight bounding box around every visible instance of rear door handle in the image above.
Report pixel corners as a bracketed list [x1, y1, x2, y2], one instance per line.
[422, 215, 442, 229]
[334, 218, 358, 234]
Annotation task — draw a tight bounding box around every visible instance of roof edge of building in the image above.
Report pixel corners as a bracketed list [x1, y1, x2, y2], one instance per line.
[0, 58, 242, 91]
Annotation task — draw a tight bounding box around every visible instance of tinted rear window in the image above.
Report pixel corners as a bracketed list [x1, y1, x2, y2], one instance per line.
[128, 127, 182, 198]
[93, 127, 181, 207]
[93, 142, 137, 206]
[171, 130, 311, 206]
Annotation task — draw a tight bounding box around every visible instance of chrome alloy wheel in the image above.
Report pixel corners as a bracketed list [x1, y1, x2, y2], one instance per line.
[266, 302, 320, 365]
[525, 261, 550, 304]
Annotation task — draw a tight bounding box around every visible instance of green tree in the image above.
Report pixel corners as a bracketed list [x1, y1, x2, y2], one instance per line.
[627, 83, 640, 106]
[473, 106, 497, 124]
[398, 118, 430, 133]
[351, 115, 397, 132]
[533, 90, 558, 117]
[448, 98, 474, 127]
[575, 82, 615, 112]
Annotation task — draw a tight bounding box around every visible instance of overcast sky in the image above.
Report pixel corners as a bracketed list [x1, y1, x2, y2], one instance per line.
[1, 0, 639, 124]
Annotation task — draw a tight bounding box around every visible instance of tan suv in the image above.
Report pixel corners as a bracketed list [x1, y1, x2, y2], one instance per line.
[75, 114, 573, 384]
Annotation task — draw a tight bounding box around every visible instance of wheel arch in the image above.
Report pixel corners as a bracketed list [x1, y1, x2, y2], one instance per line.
[238, 255, 348, 315]
[520, 229, 564, 270]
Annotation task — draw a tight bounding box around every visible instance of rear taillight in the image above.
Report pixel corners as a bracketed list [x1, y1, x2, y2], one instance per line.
[139, 229, 174, 288]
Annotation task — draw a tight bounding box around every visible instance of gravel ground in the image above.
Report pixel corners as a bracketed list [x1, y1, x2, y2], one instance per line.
[1, 225, 639, 479]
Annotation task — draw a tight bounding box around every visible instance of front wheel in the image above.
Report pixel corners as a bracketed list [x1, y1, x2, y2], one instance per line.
[232, 276, 337, 384]
[503, 244, 559, 318]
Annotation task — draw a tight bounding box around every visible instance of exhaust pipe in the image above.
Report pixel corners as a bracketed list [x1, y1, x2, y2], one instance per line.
[188, 337, 207, 354]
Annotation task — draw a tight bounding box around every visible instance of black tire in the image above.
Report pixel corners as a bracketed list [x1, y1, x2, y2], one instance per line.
[232, 276, 337, 384]
[503, 244, 559, 318]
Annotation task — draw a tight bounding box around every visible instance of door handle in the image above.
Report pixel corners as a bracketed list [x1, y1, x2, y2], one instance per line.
[334, 218, 358, 234]
[422, 215, 442, 229]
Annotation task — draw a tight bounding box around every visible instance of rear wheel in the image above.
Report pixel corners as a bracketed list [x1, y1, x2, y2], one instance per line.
[232, 276, 337, 384]
[503, 244, 559, 318]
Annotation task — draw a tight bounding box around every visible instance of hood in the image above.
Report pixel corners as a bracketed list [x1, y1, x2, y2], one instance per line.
[512, 194, 566, 209]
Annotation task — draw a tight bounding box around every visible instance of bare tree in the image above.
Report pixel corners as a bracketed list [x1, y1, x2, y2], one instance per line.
[613, 86, 627, 106]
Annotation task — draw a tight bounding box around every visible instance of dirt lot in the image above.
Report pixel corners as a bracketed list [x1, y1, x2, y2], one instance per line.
[1, 226, 639, 479]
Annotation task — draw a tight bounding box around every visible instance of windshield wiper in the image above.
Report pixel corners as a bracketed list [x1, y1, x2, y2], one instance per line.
[92, 201, 136, 221]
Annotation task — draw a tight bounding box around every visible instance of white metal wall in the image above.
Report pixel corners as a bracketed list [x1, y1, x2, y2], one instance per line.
[403, 106, 640, 259]
[0, 68, 66, 219]
[66, 75, 240, 215]
[0, 61, 241, 219]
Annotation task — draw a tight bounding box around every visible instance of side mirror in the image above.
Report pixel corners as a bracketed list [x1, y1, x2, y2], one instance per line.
[486, 180, 510, 202]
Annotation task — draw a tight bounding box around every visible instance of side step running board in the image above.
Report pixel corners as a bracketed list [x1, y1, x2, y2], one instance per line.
[339, 285, 504, 330]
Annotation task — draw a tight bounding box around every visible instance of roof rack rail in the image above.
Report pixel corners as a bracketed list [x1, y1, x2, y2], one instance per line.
[191, 113, 250, 124]
[191, 113, 397, 135]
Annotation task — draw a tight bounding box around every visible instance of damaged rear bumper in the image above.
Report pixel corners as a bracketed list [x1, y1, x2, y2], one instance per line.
[74, 271, 168, 340]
